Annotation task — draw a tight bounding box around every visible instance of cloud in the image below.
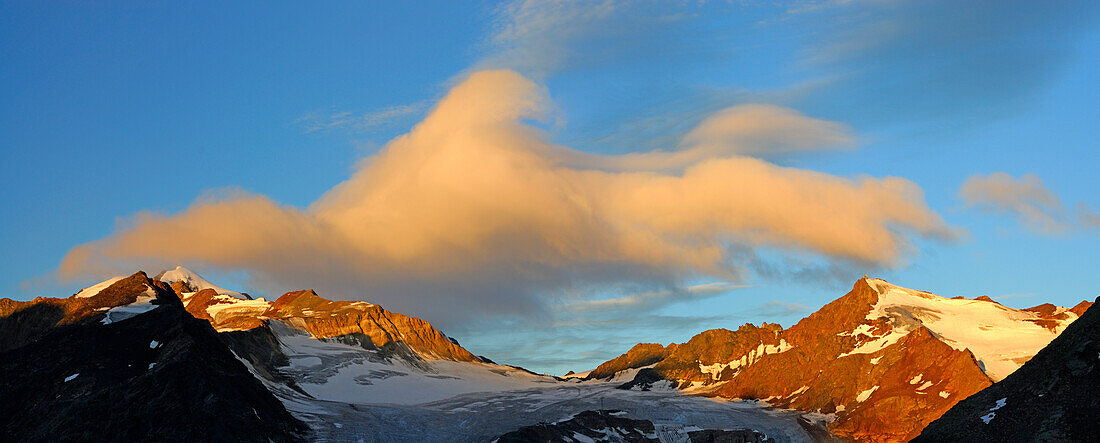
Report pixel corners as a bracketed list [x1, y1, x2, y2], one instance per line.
[960, 173, 1072, 234]
[560, 282, 748, 314]
[792, 0, 1100, 126]
[59, 70, 956, 326]
[296, 102, 428, 133]
[478, 0, 698, 78]
[549, 104, 854, 172]
[757, 301, 810, 317]
[1079, 204, 1100, 229]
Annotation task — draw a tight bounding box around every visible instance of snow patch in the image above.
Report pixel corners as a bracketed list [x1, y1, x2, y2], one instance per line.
[856, 386, 878, 403]
[990, 397, 1007, 411]
[149, 340, 159, 349]
[205, 297, 271, 326]
[101, 290, 159, 324]
[64, 373, 79, 382]
[939, 391, 950, 398]
[698, 339, 792, 380]
[916, 381, 933, 391]
[838, 328, 908, 358]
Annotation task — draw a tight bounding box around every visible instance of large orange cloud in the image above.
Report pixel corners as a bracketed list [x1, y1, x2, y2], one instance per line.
[59, 70, 957, 323]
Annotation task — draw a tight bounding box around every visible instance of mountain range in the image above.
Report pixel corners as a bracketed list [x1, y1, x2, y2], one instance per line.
[581, 277, 1091, 441]
[1, 266, 1095, 442]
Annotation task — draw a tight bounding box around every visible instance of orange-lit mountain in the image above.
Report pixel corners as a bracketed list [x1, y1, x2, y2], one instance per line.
[156, 265, 480, 363]
[586, 277, 1092, 442]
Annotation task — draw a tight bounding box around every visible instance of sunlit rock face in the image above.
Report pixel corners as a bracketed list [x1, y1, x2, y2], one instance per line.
[176, 282, 480, 362]
[591, 277, 1092, 442]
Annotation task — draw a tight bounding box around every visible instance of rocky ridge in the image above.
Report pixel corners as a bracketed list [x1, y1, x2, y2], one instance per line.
[587, 277, 1091, 441]
[160, 269, 479, 363]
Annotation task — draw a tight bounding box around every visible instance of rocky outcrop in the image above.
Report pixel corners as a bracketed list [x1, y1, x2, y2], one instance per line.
[687, 429, 775, 443]
[915, 296, 1100, 442]
[494, 410, 775, 443]
[0, 273, 306, 442]
[587, 343, 674, 380]
[595, 277, 1089, 442]
[263, 290, 479, 362]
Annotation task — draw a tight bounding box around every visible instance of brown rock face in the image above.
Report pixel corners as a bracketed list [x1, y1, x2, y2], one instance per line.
[164, 283, 480, 363]
[594, 277, 1089, 442]
[262, 290, 479, 362]
[1023, 301, 1094, 332]
[1069, 300, 1093, 317]
[819, 328, 992, 442]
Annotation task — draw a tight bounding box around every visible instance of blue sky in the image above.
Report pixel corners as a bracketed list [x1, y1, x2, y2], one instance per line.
[2, 1, 1098, 374]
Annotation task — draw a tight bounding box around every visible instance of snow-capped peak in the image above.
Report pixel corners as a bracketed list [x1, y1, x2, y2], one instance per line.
[857, 277, 1080, 381]
[155, 265, 249, 300]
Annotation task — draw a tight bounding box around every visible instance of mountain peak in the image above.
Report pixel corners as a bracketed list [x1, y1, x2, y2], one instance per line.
[154, 265, 248, 300]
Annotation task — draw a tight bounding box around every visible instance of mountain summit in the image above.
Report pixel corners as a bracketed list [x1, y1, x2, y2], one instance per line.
[154, 265, 249, 299]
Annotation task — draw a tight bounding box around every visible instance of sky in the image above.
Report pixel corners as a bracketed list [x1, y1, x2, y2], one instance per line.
[2, 0, 1099, 375]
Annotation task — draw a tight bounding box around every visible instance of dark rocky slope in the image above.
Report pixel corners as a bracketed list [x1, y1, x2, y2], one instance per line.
[915, 296, 1100, 442]
[0, 272, 306, 442]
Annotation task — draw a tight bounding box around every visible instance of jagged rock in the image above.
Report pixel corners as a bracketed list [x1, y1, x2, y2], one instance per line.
[687, 428, 774, 443]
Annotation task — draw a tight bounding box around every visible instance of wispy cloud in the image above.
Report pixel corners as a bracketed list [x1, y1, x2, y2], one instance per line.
[296, 101, 428, 134]
[478, 0, 698, 79]
[1079, 204, 1100, 229]
[960, 172, 1098, 235]
[791, 0, 1099, 126]
[756, 301, 811, 317]
[560, 282, 748, 314]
